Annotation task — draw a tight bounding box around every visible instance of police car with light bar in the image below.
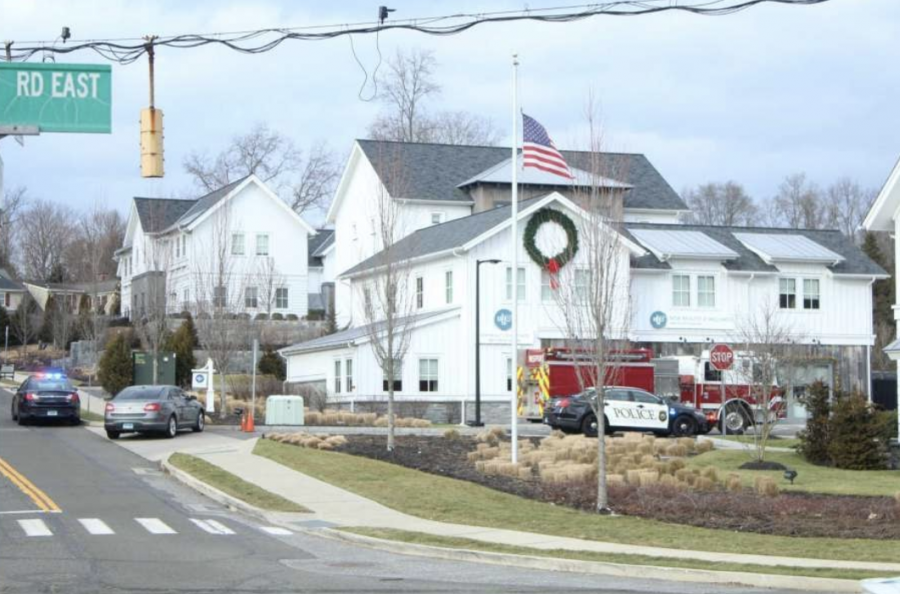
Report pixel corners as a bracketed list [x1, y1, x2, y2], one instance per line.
[543, 386, 709, 437]
[10, 370, 81, 426]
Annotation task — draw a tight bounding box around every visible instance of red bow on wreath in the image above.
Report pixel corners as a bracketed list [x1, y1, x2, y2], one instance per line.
[546, 258, 560, 290]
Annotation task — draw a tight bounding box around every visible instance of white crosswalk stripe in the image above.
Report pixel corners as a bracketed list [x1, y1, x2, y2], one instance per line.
[259, 526, 292, 536]
[18, 519, 52, 537]
[135, 518, 177, 535]
[190, 518, 235, 535]
[78, 518, 114, 535]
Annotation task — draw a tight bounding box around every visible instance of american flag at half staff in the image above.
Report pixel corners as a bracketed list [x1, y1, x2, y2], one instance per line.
[522, 113, 574, 179]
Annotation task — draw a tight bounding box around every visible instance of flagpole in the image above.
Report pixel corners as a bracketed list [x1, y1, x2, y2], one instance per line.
[510, 53, 519, 465]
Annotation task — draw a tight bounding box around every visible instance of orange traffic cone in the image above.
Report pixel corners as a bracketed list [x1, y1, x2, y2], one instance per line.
[245, 410, 255, 433]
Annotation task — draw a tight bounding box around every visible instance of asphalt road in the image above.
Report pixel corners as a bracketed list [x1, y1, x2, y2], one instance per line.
[0, 387, 809, 594]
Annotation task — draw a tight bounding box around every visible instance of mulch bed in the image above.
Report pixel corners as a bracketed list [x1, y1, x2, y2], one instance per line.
[335, 434, 900, 540]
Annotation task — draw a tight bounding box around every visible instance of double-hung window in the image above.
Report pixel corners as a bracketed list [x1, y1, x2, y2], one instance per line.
[574, 269, 590, 302]
[416, 277, 424, 309]
[672, 275, 690, 307]
[213, 286, 227, 308]
[382, 360, 402, 392]
[506, 267, 525, 302]
[275, 287, 289, 309]
[779, 278, 796, 309]
[231, 233, 245, 256]
[245, 286, 258, 309]
[541, 271, 553, 302]
[256, 233, 269, 256]
[803, 279, 820, 310]
[345, 359, 354, 392]
[334, 360, 342, 394]
[697, 276, 715, 308]
[445, 270, 453, 304]
[419, 359, 438, 392]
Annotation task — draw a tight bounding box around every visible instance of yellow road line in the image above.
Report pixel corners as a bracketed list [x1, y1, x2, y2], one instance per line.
[0, 457, 60, 513]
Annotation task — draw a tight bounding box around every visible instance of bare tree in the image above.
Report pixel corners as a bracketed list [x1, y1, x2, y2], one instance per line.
[356, 145, 415, 451]
[368, 48, 501, 146]
[183, 123, 338, 216]
[66, 204, 126, 282]
[49, 296, 76, 351]
[11, 294, 39, 361]
[682, 181, 758, 227]
[18, 199, 74, 281]
[824, 177, 874, 239]
[731, 300, 795, 463]
[549, 100, 632, 513]
[0, 185, 27, 274]
[771, 173, 823, 229]
[255, 256, 285, 317]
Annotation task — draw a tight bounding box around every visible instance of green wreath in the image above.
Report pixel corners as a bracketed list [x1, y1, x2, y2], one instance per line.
[523, 208, 579, 272]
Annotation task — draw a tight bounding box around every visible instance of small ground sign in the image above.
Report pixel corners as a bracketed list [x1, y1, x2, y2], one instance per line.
[0, 62, 112, 133]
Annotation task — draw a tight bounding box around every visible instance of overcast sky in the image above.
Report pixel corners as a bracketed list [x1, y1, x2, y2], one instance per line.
[0, 0, 898, 223]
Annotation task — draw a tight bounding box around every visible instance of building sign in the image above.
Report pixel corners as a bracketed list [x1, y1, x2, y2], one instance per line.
[649, 310, 732, 330]
[0, 63, 112, 133]
[494, 308, 512, 331]
[192, 371, 209, 390]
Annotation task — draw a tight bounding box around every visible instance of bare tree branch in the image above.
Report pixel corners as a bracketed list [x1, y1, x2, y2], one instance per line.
[682, 181, 758, 226]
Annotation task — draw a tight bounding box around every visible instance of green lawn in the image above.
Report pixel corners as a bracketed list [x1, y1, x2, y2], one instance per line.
[169, 453, 309, 513]
[253, 439, 900, 563]
[80, 410, 105, 423]
[685, 449, 900, 496]
[342, 528, 889, 581]
[713, 436, 801, 449]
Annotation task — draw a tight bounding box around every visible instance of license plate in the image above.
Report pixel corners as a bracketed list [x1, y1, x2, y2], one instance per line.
[123, 423, 134, 430]
[46, 410, 58, 417]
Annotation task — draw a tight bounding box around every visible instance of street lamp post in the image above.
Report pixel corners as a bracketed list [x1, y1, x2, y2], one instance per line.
[469, 259, 501, 427]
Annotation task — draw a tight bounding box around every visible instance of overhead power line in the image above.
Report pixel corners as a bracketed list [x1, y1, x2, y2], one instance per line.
[4, 0, 830, 65]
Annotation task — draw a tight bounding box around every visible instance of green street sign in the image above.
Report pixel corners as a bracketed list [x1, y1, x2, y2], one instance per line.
[0, 62, 112, 133]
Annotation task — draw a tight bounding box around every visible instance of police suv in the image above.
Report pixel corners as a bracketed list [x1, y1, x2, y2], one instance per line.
[543, 386, 709, 437]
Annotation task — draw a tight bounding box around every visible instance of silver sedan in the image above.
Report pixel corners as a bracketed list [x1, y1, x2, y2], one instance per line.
[104, 385, 204, 439]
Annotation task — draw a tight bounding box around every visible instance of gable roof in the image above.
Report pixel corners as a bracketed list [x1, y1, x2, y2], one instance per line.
[341, 196, 547, 278]
[356, 139, 687, 211]
[173, 175, 251, 228]
[625, 222, 887, 277]
[134, 198, 196, 233]
[308, 229, 335, 266]
[863, 154, 900, 232]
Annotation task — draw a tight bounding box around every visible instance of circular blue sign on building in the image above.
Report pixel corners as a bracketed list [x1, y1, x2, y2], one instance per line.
[494, 309, 513, 331]
[650, 311, 668, 329]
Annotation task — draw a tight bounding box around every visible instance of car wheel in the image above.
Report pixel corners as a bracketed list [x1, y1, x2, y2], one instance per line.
[165, 415, 178, 439]
[673, 415, 698, 437]
[16, 410, 27, 426]
[721, 406, 748, 435]
[11, 404, 17, 421]
[192, 411, 205, 433]
[581, 414, 598, 438]
[106, 430, 120, 440]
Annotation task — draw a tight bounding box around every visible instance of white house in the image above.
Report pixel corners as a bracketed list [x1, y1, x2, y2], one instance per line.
[283, 140, 885, 424]
[115, 175, 317, 319]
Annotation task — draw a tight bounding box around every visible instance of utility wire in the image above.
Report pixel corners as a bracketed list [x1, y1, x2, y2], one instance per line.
[3, 0, 830, 65]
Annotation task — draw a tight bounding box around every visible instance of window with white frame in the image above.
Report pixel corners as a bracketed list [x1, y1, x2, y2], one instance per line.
[334, 360, 342, 394]
[256, 233, 270, 256]
[382, 360, 402, 392]
[779, 278, 796, 309]
[245, 286, 258, 308]
[175, 238, 180, 258]
[182, 287, 190, 308]
[697, 275, 716, 308]
[672, 275, 690, 307]
[541, 271, 553, 302]
[231, 233, 245, 256]
[431, 212, 444, 225]
[506, 267, 525, 301]
[416, 276, 424, 309]
[345, 359, 354, 392]
[419, 358, 438, 392]
[213, 286, 227, 308]
[445, 270, 453, 304]
[181, 235, 187, 257]
[575, 269, 590, 302]
[275, 287, 289, 309]
[803, 279, 820, 310]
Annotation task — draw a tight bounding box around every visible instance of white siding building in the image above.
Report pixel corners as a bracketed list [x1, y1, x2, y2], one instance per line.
[116, 175, 316, 319]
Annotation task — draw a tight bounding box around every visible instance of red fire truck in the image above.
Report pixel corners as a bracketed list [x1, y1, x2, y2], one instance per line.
[518, 348, 782, 434]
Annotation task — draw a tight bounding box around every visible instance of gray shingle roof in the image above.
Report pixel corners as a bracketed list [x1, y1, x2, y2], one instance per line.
[0, 275, 24, 291]
[281, 308, 456, 355]
[308, 229, 335, 266]
[625, 223, 887, 276]
[174, 176, 250, 228]
[134, 198, 196, 233]
[341, 196, 547, 277]
[357, 140, 686, 211]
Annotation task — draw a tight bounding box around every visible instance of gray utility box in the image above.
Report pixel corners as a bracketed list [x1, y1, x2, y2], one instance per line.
[265, 395, 305, 426]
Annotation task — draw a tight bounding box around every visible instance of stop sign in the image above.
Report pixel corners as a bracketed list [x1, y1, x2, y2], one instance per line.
[709, 344, 734, 371]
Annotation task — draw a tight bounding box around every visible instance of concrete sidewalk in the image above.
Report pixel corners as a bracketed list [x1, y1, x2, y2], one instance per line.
[188, 437, 900, 574]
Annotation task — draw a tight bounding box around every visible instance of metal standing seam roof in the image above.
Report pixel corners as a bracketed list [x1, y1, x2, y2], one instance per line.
[629, 229, 738, 261]
[732, 233, 845, 264]
[280, 308, 458, 355]
[356, 140, 687, 211]
[625, 223, 885, 276]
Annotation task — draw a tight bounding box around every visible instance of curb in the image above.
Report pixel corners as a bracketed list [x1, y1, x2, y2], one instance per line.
[323, 529, 862, 592]
[160, 453, 865, 592]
